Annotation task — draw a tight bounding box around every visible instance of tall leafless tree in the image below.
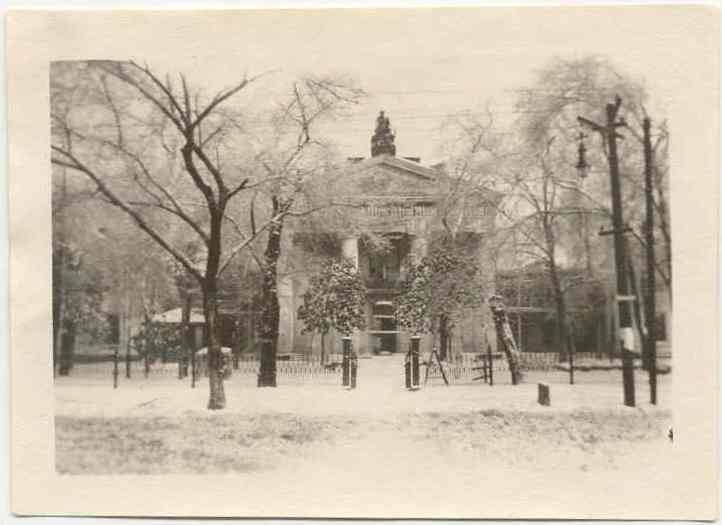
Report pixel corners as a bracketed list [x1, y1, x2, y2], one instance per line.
[51, 60, 277, 409]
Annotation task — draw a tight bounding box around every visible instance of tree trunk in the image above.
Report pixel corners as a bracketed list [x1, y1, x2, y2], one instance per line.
[180, 293, 191, 378]
[125, 328, 132, 379]
[53, 279, 65, 378]
[258, 201, 283, 387]
[438, 315, 450, 361]
[53, 168, 67, 378]
[142, 314, 151, 378]
[232, 316, 242, 370]
[547, 255, 570, 364]
[553, 291, 569, 363]
[58, 319, 76, 376]
[490, 308, 522, 385]
[204, 284, 226, 410]
[320, 330, 326, 365]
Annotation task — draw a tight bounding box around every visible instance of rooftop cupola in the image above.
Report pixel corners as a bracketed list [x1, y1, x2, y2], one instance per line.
[371, 110, 396, 157]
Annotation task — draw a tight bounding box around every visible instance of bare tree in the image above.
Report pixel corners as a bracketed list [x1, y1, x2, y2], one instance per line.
[226, 77, 363, 386]
[441, 109, 600, 360]
[51, 60, 275, 409]
[515, 55, 671, 297]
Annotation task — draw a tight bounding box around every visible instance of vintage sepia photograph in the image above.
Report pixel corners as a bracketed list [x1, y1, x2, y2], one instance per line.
[51, 43, 674, 468]
[7, 6, 719, 519]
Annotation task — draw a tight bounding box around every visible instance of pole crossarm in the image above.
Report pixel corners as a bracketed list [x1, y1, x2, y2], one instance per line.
[577, 116, 625, 140]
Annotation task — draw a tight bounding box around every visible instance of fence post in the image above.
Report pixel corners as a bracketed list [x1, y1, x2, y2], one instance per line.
[487, 343, 494, 386]
[113, 344, 119, 389]
[125, 339, 131, 379]
[341, 337, 351, 388]
[191, 350, 196, 389]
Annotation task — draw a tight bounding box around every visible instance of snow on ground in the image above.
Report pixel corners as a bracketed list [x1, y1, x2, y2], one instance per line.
[56, 354, 672, 418]
[55, 352, 673, 515]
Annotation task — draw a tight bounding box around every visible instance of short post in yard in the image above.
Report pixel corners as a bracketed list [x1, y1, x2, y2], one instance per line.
[538, 383, 550, 406]
[342, 336, 351, 387]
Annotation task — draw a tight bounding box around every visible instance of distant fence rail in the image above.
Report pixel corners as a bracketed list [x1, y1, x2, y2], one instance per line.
[58, 350, 670, 387]
[58, 353, 344, 386]
[421, 351, 671, 385]
[450, 351, 671, 373]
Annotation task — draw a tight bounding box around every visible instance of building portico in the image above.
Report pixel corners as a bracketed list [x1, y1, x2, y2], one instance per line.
[274, 111, 500, 361]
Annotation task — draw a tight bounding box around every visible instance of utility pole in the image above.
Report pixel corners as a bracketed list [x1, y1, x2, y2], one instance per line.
[578, 95, 636, 407]
[643, 117, 658, 404]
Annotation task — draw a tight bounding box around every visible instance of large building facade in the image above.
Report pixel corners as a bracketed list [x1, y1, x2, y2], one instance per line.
[275, 112, 499, 359]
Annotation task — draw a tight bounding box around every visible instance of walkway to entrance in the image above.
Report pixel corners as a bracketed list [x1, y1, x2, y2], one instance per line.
[356, 353, 406, 391]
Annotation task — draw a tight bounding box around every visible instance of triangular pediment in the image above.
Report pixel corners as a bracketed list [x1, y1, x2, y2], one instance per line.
[345, 154, 439, 199]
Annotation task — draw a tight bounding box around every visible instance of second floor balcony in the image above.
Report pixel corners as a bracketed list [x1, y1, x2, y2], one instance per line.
[365, 270, 403, 290]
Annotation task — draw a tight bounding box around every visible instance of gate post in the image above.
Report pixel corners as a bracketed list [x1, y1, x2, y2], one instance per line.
[342, 336, 351, 387]
[410, 335, 420, 389]
[350, 352, 358, 389]
[404, 343, 411, 389]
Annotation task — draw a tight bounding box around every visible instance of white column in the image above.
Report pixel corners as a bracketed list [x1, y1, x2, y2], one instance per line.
[341, 236, 365, 355]
[410, 235, 428, 265]
[277, 275, 294, 355]
[342, 236, 359, 270]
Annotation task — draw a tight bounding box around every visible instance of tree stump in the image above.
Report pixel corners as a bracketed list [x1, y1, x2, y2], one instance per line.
[538, 383, 550, 406]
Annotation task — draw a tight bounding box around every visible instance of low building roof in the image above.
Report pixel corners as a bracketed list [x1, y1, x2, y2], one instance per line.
[152, 307, 205, 324]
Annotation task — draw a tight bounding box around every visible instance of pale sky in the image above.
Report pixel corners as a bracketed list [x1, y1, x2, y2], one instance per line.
[52, 8, 685, 162]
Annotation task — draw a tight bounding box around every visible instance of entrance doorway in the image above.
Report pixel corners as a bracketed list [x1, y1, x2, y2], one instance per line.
[369, 300, 399, 354]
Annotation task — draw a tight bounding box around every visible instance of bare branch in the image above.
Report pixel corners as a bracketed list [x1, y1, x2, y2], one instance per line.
[51, 145, 204, 283]
[97, 61, 185, 133]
